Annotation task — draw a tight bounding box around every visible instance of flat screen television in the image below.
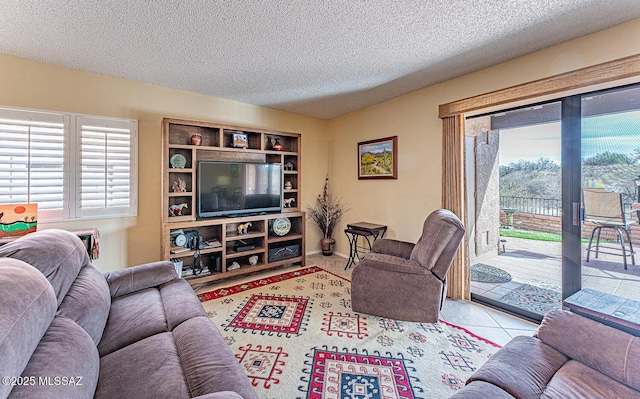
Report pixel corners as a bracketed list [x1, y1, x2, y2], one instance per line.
[197, 161, 282, 218]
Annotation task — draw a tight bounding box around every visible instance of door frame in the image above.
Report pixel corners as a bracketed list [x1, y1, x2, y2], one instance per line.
[561, 95, 583, 301]
[441, 55, 640, 301]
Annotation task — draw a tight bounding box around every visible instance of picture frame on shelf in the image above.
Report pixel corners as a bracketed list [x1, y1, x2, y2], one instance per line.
[232, 132, 248, 148]
[357, 136, 397, 179]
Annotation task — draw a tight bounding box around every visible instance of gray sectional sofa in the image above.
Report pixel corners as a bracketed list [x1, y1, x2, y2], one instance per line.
[450, 309, 640, 398]
[0, 229, 258, 399]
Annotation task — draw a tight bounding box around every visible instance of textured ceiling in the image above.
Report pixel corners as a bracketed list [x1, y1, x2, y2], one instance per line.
[1, 1, 639, 119]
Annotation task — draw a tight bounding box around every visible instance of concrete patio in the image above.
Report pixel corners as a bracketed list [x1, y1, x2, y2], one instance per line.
[471, 236, 640, 315]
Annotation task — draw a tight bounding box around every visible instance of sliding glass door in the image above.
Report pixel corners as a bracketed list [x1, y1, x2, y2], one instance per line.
[467, 83, 640, 321]
[467, 101, 563, 321]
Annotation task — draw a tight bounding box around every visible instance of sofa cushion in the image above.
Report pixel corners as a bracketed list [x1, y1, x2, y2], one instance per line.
[192, 393, 244, 399]
[537, 309, 640, 391]
[95, 332, 189, 399]
[541, 360, 640, 399]
[57, 264, 111, 345]
[449, 381, 515, 399]
[467, 335, 568, 399]
[98, 288, 168, 356]
[98, 278, 209, 357]
[8, 316, 100, 399]
[0, 259, 57, 399]
[0, 230, 89, 306]
[158, 278, 208, 330]
[173, 316, 259, 399]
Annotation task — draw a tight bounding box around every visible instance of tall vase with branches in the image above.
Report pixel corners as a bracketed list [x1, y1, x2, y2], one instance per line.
[307, 174, 348, 255]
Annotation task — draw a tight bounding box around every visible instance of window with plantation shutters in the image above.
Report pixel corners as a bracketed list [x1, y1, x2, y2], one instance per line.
[0, 109, 68, 220]
[0, 106, 137, 221]
[76, 116, 137, 218]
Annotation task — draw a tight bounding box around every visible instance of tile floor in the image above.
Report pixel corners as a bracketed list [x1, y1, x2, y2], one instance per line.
[194, 253, 538, 346]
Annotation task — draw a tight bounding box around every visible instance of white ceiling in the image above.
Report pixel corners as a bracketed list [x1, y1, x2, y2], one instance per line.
[1, 1, 639, 119]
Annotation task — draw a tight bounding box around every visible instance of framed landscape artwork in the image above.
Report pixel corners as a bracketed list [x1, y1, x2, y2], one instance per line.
[358, 136, 397, 179]
[0, 203, 38, 238]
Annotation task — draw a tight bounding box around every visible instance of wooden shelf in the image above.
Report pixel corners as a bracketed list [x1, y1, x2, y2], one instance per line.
[162, 117, 304, 286]
[226, 232, 265, 241]
[268, 233, 303, 243]
[169, 247, 223, 258]
[226, 247, 265, 258]
[264, 150, 298, 156]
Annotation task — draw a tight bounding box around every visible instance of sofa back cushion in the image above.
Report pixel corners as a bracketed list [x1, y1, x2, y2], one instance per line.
[57, 264, 111, 344]
[8, 316, 100, 399]
[0, 259, 57, 399]
[0, 230, 88, 304]
[537, 310, 640, 391]
[0, 230, 110, 345]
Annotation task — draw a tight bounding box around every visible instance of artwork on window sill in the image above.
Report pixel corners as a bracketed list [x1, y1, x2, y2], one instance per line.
[0, 203, 38, 238]
[358, 136, 398, 179]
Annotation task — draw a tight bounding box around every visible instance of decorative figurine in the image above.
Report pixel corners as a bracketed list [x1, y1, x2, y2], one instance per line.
[283, 198, 296, 208]
[171, 178, 187, 193]
[228, 261, 240, 271]
[169, 203, 188, 216]
[283, 161, 295, 171]
[249, 255, 258, 266]
[284, 180, 293, 190]
[273, 138, 283, 151]
[237, 222, 252, 235]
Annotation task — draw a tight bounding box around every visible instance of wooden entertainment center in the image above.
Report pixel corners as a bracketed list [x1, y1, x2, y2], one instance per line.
[161, 118, 305, 285]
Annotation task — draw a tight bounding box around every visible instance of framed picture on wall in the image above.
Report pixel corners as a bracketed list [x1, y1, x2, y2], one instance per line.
[358, 136, 397, 179]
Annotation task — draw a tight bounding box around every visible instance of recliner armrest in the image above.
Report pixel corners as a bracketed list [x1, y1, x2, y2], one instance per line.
[104, 261, 178, 298]
[371, 238, 415, 259]
[360, 252, 427, 275]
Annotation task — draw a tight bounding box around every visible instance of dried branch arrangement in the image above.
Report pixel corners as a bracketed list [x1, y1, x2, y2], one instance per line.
[306, 174, 348, 239]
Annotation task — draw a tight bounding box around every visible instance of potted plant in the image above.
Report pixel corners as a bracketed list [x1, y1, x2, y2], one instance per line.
[306, 174, 348, 255]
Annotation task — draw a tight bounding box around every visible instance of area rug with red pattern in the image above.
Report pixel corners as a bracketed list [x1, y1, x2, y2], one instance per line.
[198, 266, 500, 398]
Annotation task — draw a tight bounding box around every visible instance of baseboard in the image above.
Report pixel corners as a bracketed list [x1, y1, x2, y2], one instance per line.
[306, 250, 348, 259]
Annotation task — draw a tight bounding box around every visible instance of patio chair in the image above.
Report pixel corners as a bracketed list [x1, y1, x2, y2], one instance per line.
[583, 187, 637, 269]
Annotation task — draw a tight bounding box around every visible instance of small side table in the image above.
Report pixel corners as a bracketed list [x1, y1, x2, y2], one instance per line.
[344, 222, 387, 269]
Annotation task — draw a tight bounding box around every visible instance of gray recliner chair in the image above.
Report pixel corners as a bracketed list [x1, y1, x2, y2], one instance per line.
[351, 209, 465, 323]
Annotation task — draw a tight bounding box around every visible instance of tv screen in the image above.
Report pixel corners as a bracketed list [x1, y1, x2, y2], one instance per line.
[197, 161, 282, 218]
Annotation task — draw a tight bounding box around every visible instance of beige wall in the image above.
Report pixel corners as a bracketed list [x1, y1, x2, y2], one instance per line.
[327, 19, 640, 256]
[0, 54, 328, 271]
[1, 18, 639, 269]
